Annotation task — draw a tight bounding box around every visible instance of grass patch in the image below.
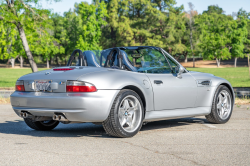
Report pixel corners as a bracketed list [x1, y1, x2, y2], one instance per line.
[0, 68, 47, 87]
[235, 96, 250, 105]
[187, 67, 250, 87]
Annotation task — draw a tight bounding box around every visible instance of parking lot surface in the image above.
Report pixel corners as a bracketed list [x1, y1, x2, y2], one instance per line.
[0, 104, 249, 166]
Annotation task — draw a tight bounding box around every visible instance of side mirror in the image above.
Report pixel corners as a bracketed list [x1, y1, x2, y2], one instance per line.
[175, 66, 185, 78]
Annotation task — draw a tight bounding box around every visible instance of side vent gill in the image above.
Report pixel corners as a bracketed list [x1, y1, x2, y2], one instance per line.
[197, 80, 211, 87]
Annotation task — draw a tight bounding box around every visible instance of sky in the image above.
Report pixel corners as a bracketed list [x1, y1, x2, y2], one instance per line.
[39, 0, 250, 16]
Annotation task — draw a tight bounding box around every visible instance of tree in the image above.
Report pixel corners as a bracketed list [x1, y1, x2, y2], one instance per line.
[51, 13, 68, 65]
[0, 20, 23, 68]
[75, 1, 108, 50]
[203, 5, 224, 15]
[237, 8, 250, 19]
[197, 13, 232, 67]
[98, 0, 134, 48]
[229, 16, 249, 67]
[186, 2, 196, 67]
[0, 0, 61, 72]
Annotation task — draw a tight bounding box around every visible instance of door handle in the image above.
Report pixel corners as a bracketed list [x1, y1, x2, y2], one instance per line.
[154, 80, 163, 84]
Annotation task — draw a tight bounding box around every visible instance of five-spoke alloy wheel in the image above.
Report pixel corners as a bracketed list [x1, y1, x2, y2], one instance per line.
[118, 95, 142, 133]
[206, 85, 233, 124]
[216, 90, 232, 120]
[103, 89, 144, 138]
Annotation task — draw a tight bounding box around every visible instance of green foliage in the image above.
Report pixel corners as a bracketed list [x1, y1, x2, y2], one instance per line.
[52, 1, 107, 57]
[76, 1, 108, 50]
[197, 13, 233, 61]
[229, 16, 249, 59]
[0, 0, 64, 69]
[0, 21, 19, 59]
[1, 0, 250, 69]
[202, 5, 224, 14]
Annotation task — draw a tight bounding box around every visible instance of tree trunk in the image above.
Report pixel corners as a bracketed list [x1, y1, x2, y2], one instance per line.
[184, 52, 188, 63]
[248, 54, 249, 67]
[216, 58, 221, 67]
[46, 58, 49, 68]
[56, 55, 58, 66]
[6, 59, 11, 65]
[234, 57, 237, 68]
[50, 57, 53, 67]
[56, 55, 61, 66]
[188, 17, 195, 68]
[16, 23, 38, 72]
[248, 54, 250, 79]
[20, 56, 23, 68]
[111, 27, 116, 47]
[10, 57, 15, 68]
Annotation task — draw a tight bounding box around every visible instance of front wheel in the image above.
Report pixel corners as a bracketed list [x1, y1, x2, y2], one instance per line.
[24, 118, 59, 131]
[206, 85, 233, 124]
[103, 89, 144, 138]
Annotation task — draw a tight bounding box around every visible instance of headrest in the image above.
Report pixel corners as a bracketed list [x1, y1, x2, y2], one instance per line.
[84, 51, 101, 67]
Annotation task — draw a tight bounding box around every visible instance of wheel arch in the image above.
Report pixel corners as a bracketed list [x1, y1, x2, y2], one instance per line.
[121, 85, 146, 116]
[219, 82, 235, 104]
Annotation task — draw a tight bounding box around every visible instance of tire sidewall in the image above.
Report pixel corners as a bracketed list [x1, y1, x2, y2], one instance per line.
[113, 90, 144, 137]
[212, 85, 233, 123]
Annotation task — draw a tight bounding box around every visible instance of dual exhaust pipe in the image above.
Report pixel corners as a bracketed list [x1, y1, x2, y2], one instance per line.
[20, 111, 69, 122]
[53, 113, 69, 122]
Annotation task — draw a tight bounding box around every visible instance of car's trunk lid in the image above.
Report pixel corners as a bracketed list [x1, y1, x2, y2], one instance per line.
[20, 66, 107, 92]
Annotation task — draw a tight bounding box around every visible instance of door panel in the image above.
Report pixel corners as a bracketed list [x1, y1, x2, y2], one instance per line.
[146, 73, 197, 110]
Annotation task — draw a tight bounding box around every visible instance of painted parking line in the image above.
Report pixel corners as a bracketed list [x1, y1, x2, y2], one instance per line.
[203, 123, 217, 128]
[191, 118, 217, 128]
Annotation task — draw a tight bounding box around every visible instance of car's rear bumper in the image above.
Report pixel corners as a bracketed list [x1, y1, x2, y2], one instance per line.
[10, 90, 119, 122]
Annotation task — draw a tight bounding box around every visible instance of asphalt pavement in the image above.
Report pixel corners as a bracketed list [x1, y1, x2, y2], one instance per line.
[0, 104, 249, 166]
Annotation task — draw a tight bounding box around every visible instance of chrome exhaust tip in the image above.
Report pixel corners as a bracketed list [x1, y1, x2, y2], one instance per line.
[20, 112, 24, 117]
[20, 111, 33, 119]
[23, 112, 27, 118]
[24, 113, 29, 118]
[53, 113, 69, 122]
[53, 115, 59, 121]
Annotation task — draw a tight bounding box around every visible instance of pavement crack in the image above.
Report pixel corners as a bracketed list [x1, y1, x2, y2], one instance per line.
[118, 140, 205, 166]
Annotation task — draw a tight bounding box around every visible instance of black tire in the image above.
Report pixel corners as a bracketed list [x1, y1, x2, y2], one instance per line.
[205, 85, 233, 124]
[24, 118, 59, 131]
[102, 89, 144, 138]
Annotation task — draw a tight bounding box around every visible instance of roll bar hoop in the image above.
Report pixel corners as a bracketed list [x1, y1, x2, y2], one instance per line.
[104, 48, 123, 69]
[67, 49, 87, 66]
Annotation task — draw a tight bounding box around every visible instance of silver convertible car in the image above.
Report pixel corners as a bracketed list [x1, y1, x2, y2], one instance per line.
[10, 46, 234, 138]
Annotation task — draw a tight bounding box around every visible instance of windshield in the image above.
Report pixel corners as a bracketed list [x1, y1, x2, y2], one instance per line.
[124, 48, 173, 73]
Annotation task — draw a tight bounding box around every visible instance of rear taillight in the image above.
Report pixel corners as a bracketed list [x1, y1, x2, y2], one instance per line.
[53, 68, 74, 71]
[66, 81, 97, 92]
[15, 80, 25, 91]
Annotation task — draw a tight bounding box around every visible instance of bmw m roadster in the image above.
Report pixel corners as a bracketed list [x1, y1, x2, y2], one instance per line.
[10, 46, 234, 137]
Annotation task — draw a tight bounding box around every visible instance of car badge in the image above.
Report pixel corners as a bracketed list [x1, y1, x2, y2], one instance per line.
[59, 82, 65, 85]
[45, 72, 51, 75]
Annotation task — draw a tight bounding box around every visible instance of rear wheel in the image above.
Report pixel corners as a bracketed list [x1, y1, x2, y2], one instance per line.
[24, 118, 59, 131]
[206, 85, 233, 124]
[103, 89, 144, 138]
